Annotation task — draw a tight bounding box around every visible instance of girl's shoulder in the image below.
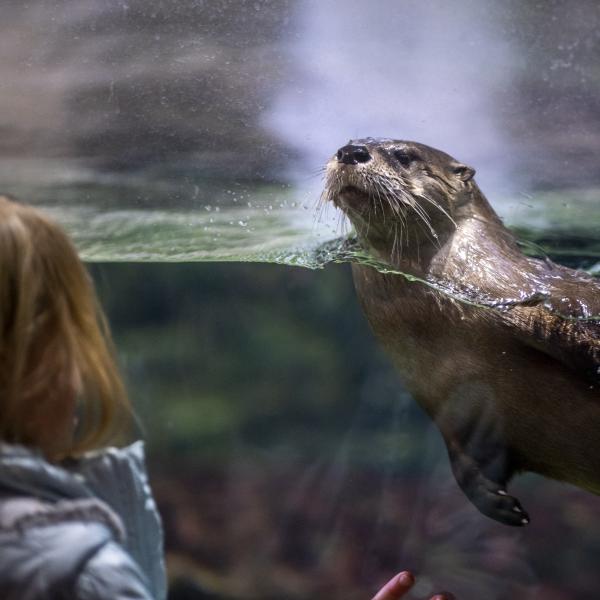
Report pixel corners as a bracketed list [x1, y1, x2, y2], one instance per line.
[0, 441, 166, 600]
[0, 494, 153, 599]
[0, 494, 125, 541]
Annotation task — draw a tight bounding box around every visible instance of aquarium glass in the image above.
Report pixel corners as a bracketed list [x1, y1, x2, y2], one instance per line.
[1, 1, 599, 598]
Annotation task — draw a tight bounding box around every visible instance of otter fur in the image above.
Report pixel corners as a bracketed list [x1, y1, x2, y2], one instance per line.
[324, 138, 600, 526]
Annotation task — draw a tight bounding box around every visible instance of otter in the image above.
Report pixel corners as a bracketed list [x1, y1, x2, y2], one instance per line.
[324, 138, 600, 526]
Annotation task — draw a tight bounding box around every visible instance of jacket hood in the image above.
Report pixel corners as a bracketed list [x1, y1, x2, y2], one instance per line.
[0, 443, 92, 502]
[0, 442, 148, 503]
[0, 441, 166, 600]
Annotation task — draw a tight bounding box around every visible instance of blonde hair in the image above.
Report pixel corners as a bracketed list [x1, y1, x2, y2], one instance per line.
[0, 195, 130, 456]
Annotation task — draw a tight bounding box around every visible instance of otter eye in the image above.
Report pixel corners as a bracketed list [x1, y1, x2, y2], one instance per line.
[394, 150, 414, 167]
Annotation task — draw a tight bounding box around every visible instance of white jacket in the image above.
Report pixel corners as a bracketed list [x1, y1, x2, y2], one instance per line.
[0, 441, 166, 600]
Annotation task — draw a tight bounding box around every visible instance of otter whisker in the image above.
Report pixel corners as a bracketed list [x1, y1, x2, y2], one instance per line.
[365, 199, 373, 237]
[336, 209, 346, 236]
[380, 185, 408, 238]
[371, 177, 389, 223]
[411, 206, 441, 249]
[399, 191, 439, 246]
[374, 178, 403, 220]
[306, 167, 328, 181]
[415, 210, 441, 248]
[398, 211, 406, 253]
[366, 175, 383, 221]
[405, 200, 440, 249]
[376, 181, 406, 239]
[392, 221, 404, 262]
[417, 192, 457, 229]
[370, 179, 410, 260]
[314, 188, 329, 226]
[391, 223, 398, 261]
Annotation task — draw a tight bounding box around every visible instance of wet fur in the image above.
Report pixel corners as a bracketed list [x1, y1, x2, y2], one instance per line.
[325, 138, 600, 526]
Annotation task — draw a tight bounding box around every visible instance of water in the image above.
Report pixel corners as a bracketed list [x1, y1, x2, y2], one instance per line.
[2, 1, 600, 599]
[0, 158, 598, 274]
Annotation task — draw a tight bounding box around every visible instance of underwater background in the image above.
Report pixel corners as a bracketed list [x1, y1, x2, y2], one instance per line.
[1, 1, 599, 598]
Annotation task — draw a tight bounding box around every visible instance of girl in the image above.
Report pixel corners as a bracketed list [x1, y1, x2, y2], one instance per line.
[0, 196, 451, 600]
[0, 195, 165, 599]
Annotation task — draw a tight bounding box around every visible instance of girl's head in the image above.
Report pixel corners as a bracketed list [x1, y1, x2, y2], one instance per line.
[0, 196, 130, 460]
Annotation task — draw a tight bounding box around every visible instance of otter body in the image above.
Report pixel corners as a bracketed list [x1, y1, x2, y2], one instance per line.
[325, 138, 600, 526]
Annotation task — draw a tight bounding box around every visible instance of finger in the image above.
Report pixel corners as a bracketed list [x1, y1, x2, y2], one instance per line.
[430, 594, 456, 600]
[372, 571, 415, 600]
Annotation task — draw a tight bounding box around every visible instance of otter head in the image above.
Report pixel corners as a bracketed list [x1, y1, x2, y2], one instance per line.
[324, 138, 478, 263]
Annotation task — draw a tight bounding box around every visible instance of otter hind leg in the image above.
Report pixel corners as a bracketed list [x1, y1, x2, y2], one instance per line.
[447, 440, 529, 527]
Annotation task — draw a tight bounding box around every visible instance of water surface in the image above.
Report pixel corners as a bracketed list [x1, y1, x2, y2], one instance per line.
[1, 159, 598, 275]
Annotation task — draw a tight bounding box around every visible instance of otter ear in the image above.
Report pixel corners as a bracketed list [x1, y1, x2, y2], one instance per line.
[451, 163, 476, 182]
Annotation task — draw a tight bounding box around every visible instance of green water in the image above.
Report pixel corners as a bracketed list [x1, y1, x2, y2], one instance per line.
[0, 159, 598, 274]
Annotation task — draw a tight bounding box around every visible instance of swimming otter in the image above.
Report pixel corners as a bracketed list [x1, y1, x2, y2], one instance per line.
[324, 138, 600, 526]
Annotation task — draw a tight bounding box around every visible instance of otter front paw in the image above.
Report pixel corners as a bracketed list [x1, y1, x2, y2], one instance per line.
[448, 446, 530, 527]
[465, 478, 530, 527]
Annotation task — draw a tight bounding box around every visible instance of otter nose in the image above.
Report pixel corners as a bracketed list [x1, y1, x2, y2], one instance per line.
[336, 144, 372, 165]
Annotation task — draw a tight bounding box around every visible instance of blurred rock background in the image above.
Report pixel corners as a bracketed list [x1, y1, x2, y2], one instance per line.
[1, 0, 600, 187]
[0, 0, 295, 178]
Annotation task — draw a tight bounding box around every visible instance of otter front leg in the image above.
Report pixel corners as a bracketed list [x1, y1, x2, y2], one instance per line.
[433, 386, 530, 526]
[446, 438, 530, 527]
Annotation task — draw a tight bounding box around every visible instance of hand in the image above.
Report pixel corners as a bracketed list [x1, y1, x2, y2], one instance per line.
[372, 571, 454, 600]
